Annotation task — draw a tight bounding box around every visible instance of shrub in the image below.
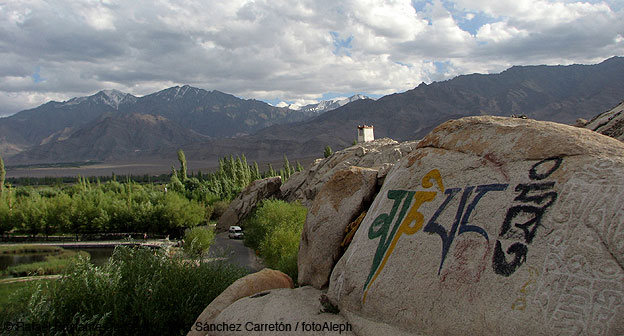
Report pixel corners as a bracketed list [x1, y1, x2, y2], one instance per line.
[243, 199, 306, 281]
[204, 203, 214, 222]
[210, 200, 230, 220]
[183, 226, 215, 260]
[3, 246, 248, 335]
[324, 145, 333, 158]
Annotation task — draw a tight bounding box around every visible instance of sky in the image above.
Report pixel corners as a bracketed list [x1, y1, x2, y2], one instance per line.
[0, 0, 623, 116]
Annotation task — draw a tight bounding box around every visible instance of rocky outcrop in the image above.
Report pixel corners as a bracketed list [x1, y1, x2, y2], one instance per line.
[209, 287, 356, 336]
[298, 167, 379, 289]
[585, 100, 624, 142]
[188, 268, 293, 336]
[216, 177, 282, 232]
[197, 116, 624, 336]
[280, 138, 419, 207]
[328, 116, 624, 335]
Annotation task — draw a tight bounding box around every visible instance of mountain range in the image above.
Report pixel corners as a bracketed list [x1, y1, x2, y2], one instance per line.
[2, 56, 624, 165]
[1, 86, 340, 161]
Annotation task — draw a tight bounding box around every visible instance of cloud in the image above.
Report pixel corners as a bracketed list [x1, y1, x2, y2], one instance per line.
[0, 0, 622, 116]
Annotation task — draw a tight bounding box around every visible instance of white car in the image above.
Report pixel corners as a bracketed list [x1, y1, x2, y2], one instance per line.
[228, 226, 244, 239]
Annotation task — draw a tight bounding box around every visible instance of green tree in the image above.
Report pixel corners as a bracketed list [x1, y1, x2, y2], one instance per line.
[324, 145, 333, 158]
[0, 198, 11, 235]
[0, 154, 5, 195]
[183, 226, 215, 261]
[266, 163, 276, 177]
[177, 149, 188, 181]
[169, 167, 185, 193]
[296, 161, 304, 172]
[252, 161, 261, 181]
[283, 154, 293, 179]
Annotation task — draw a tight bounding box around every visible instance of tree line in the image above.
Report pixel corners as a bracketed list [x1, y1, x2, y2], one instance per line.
[0, 151, 303, 238]
[169, 150, 302, 202]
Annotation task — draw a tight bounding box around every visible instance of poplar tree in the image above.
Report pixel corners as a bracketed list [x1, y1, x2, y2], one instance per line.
[252, 161, 261, 181]
[177, 149, 188, 181]
[0, 155, 5, 195]
[267, 163, 276, 177]
[283, 154, 292, 179]
[324, 145, 333, 158]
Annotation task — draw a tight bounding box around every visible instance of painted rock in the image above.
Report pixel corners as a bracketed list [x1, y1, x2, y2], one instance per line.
[298, 166, 378, 289]
[328, 116, 624, 335]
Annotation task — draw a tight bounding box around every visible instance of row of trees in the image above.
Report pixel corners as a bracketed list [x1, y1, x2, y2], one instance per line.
[0, 151, 306, 238]
[7, 173, 172, 187]
[0, 179, 206, 237]
[169, 150, 303, 201]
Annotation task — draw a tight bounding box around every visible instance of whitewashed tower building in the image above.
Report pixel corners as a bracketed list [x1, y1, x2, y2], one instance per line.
[357, 125, 374, 143]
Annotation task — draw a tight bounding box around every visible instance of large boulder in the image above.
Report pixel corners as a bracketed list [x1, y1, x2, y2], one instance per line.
[216, 177, 282, 232]
[188, 268, 293, 336]
[328, 116, 624, 335]
[280, 138, 419, 207]
[298, 166, 379, 289]
[585, 100, 624, 142]
[207, 287, 356, 336]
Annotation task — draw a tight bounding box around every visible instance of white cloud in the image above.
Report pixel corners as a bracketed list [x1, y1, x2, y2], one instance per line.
[0, 0, 622, 116]
[477, 22, 529, 43]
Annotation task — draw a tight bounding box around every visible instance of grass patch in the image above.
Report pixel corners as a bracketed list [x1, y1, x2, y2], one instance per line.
[0, 280, 53, 317]
[0, 281, 34, 307]
[3, 246, 248, 335]
[0, 244, 64, 255]
[183, 226, 215, 259]
[3, 250, 89, 277]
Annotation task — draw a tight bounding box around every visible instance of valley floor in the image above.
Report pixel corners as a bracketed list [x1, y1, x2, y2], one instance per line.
[5, 156, 320, 178]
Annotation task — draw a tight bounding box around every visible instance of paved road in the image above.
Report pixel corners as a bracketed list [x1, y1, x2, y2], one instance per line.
[208, 233, 264, 272]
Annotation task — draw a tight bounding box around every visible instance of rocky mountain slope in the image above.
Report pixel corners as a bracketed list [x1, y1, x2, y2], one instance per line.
[14, 113, 209, 162]
[5, 57, 624, 164]
[183, 57, 624, 163]
[0, 90, 136, 157]
[584, 100, 624, 141]
[3, 86, 322, 163]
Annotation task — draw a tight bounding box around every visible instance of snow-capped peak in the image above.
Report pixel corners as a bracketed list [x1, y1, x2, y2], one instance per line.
[155, 85, 203, 101]
[298, 94, 370, 114]
[276, 101, 301, 110]
[61, 89, 133, 109]
[97, 89, 130, 109]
